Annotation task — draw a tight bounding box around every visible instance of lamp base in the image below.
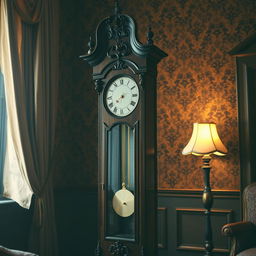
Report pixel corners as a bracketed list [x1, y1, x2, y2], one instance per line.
[202, 155, 213, 256]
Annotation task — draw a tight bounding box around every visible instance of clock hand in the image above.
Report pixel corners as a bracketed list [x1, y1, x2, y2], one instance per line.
[116, 94, 125, 103]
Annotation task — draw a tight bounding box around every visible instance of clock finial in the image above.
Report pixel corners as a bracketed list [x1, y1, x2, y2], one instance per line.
[147, 26, 154, 45]
[114, 0, 121, 16]
[87, 35, 95, 54]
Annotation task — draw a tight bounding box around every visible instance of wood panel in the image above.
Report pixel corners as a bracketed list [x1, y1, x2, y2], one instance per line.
[53, 189, 240, 256]
[157, 207, 167, 249]
[157, 190, 240, 256]
[176, 208, 232, 253]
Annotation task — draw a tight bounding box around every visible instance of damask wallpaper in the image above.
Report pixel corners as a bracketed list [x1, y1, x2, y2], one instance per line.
[54, 0, 256, 191]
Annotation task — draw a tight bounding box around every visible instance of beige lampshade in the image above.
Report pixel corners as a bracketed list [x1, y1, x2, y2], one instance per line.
[182, 123, 228, 156]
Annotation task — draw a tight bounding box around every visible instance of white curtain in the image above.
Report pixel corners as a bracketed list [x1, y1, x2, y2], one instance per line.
[0, 72, 7, 195]
[0, 0, 32, 208]
[0, 0, 59, 255]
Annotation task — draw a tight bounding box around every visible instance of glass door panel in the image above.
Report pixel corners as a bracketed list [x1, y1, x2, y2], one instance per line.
[106, 124, 135, 241]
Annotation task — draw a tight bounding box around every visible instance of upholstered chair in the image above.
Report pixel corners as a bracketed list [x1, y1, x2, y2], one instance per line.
[222, 183, 256, 256]
[0, 246, 38, 256]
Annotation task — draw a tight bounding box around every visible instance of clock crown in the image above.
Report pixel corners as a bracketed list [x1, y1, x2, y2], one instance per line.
[80, 13, 167, 67]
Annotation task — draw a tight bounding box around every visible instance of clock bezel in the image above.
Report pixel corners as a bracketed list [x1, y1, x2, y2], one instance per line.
[103, 74, 140, 118]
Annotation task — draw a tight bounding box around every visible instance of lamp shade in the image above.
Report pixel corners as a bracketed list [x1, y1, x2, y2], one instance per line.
[182, 123, 228, 156]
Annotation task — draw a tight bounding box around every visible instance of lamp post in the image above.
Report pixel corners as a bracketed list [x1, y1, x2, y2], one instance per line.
[182, 123, 228, 256]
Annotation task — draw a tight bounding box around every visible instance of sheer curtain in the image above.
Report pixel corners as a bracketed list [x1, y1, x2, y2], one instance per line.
[0, 0, 59, 255]
[0, 0, 32, 207]
[0, 71, 6, 195]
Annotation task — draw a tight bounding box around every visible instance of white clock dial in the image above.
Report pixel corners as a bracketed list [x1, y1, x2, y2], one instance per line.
[105, 76, 139, 117]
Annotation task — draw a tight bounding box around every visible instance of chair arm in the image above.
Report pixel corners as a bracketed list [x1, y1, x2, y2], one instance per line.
[0, 246, 38, 256]
[222, 221, 256, 256]
[222, 221, 256, 237]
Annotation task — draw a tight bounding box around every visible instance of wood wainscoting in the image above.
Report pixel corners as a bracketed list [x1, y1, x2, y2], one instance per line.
[157, 189, 240, 256]
[54, 188, 240, 256]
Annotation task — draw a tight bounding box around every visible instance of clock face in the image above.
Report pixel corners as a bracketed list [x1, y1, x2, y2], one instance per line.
[105, 76, 139, 117]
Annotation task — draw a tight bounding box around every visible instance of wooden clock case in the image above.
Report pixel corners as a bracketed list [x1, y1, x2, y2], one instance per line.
[80, 5, 167, 256]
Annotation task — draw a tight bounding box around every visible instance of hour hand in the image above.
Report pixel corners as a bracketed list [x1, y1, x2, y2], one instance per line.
[116, 94, 125, 103]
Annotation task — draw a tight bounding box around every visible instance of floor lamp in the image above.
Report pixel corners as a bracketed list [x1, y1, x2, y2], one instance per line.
[182, 123, 228, 256]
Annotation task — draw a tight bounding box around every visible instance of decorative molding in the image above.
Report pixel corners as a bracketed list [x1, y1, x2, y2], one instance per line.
[80, 14, 167, 67]
[112, 59, 128, 70]
[106, 15, 129, 41]
[107, 41, 131, 60]
[109, 241, 129, 256]
[105, 11, 131, 71]
[158, 189, 240, 199]
[157, 207, 167, 249]
[91, 59, 140, 82]
[176, 208, 232, 253]
[94, 79, 104, 94]
[54, 188, 239, 198]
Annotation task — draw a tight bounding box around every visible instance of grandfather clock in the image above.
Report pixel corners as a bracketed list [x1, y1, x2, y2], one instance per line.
[80, 1, 167, 255]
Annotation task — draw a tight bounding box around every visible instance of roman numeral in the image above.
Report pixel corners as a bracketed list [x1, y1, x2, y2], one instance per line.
[113, 107, 117, 113]
[120, 79, 123, 85]
[131, 86, 135, 90]
[107, 96, 112, 100]
[108, 103, 113, 108]
[130, 101, 136, 106]
[132, 94, 138, 97]
[113, 83, 118, 87]
[120, 109, 124, 115]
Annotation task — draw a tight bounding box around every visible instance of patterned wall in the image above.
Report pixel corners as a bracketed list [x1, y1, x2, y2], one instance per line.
[54, 0, 256, 191]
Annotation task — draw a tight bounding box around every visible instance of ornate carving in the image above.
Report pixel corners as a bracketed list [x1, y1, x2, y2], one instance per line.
[109, 241, 129, 256]
[106, 14, 129, 41]
[107, 40, 131, 59]
[95, 241, 102, 256]
[105, 3, 130, 67]
[112, 59, 128, 70]
[94, 79, 104, 94]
